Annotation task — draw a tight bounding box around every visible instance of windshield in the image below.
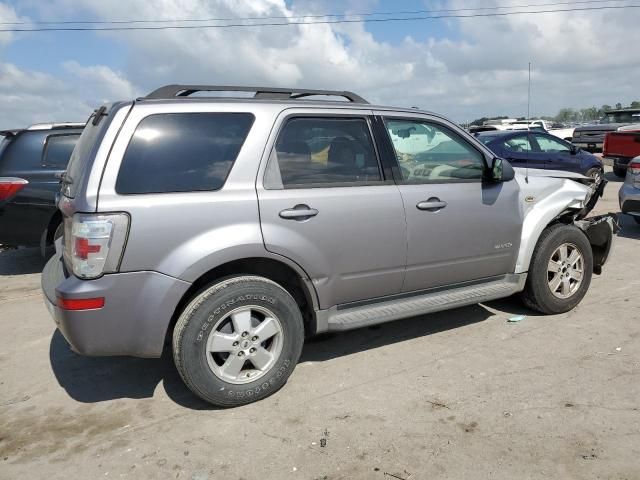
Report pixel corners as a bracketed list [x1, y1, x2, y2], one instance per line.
[600, 111, 640, 124]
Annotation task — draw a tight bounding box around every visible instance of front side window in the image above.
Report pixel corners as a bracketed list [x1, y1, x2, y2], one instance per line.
[269, 117, 382, 188]
[42, 134, 80, 168]
[533, 134, 570, 153]
[116, 113, 254, 194]
[384, 119, 485, 183]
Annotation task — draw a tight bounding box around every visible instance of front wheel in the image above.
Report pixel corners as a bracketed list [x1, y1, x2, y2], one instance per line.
[585, 167, 603, 185]
[173, 275, 304, 407]
[521, 224, 593, 314]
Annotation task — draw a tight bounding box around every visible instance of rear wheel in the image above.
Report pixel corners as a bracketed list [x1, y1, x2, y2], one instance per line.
[613, 166, 626, 178]
[172, 275, 304, 407]
[521, 224, 593, 314]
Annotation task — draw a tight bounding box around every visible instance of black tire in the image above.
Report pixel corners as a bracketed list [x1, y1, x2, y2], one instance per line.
[521, 224, 593, 314]
[613, 166, 626, 178]
[172, 275, 304, 407]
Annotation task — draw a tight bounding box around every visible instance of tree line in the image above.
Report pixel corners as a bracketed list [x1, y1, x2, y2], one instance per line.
[469, 100, 640, 126]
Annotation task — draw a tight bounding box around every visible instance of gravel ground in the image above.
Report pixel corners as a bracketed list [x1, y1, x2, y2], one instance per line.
[0, 168, 638, 480]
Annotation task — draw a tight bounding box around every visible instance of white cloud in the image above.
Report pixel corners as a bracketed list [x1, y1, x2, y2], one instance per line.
[0, 2, 26, 46]
[1, 0, 639, 128]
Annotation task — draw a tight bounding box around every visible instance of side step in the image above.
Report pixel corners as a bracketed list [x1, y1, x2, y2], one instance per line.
[317, 274, 527, 332]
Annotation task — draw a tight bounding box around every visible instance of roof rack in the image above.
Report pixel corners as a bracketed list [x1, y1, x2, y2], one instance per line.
[144, 85, 369, 104]
[27, 122, 86, 131]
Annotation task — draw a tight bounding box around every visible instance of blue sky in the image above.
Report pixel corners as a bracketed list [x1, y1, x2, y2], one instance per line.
[0, 0, 638, 128]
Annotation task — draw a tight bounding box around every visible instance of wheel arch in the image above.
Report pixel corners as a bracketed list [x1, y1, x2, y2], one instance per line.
[165, 256, 319, 348]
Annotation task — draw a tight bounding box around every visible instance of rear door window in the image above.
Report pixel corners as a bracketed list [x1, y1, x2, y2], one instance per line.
[266, 117, 382, 188]
[116, 112, 254, 194]
[42, 134, 80, 168]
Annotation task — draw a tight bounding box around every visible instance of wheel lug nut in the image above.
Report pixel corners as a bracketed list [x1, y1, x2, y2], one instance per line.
[232, 341, 239, 347]
[238, 351, 244, 357]
[249, 348, 256, 353]
[251, 336, 258, 342]
[241, 331, 249, 338]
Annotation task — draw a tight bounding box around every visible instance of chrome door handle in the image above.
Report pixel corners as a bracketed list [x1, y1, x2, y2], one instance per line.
[279, 205, 319, 220]
[416, 198, 447, 212]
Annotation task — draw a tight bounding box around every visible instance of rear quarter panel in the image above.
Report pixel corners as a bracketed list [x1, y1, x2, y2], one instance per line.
[95, 102, 297, 282]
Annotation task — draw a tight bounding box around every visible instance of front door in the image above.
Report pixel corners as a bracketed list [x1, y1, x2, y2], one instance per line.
[378, 114, 523, 292]
[257, 113, 407, 309]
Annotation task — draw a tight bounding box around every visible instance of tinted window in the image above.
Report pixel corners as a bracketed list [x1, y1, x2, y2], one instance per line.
[270, 117, 381, 187]
[42, 134, 80, 168]
[116, 113, 254, 194]
[385, 119, 485, 183]
[533, 134, 570, 153]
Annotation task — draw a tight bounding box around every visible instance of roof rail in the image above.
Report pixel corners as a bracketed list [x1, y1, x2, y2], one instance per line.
[27, 122, 86, 131]
[144, 84, 369, 104]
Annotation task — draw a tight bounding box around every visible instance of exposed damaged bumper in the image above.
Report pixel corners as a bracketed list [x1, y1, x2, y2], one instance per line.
[574, 213, 620, 274]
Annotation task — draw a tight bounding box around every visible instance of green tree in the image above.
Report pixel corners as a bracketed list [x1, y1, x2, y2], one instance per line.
[630, 101, 640, 108]
[615, 102, 623, 109]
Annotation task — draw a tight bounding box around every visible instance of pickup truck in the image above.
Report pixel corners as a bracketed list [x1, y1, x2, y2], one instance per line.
[603, 124, 640, 177]
[573, 109, 640, 153]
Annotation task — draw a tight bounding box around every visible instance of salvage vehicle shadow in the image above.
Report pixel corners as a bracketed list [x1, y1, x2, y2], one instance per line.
[301, 298, 538, 364]
[616, 213, 640, 240]
[604, 171, 624, 183]
[49, 330, 213, 410]
[0, 247, 47, 275]
[49, 296, 539, 409]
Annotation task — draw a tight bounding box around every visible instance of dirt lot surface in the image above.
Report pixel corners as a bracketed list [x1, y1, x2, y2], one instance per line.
[1, 169, 639, 480]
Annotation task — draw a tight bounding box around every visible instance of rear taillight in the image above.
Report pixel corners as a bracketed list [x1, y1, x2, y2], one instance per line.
[629, 160, 640, 175]
[63, 213, 130, 279]
[0, 177, 28, 201]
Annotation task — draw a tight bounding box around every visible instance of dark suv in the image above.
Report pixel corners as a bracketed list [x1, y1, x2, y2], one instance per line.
[0, 123, 84, 253]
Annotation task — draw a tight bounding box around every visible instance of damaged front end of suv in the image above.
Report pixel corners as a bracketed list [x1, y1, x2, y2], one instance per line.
[515, 168, 619, 276]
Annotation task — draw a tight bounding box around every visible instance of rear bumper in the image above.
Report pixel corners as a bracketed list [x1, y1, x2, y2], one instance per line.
[619, 182, 640, 216]
[41, 254, 191, 357]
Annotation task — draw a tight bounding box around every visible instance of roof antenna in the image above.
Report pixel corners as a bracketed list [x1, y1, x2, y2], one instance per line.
[525, 62, 531, 183]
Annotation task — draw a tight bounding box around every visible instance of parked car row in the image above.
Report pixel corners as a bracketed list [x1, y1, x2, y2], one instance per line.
[0, 123, 83, 253]
[475, 130, 603, 182]
[468, 118, 574, 141]
[32, 84, 618, 408]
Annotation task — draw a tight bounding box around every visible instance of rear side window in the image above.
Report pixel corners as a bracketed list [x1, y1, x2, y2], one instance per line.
[267, 117, 382, 188]
[42, 134, 80, 168]
[116, 113, 254, 194]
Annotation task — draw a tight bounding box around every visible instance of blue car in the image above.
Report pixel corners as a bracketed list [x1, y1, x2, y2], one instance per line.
[476, 130, 603, 181]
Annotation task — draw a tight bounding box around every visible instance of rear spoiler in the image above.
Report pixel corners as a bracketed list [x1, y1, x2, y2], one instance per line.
[0, 129, 23, 137]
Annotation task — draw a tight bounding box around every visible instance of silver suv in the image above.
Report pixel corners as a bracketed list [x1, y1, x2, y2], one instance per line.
[42, 85, 617, 407]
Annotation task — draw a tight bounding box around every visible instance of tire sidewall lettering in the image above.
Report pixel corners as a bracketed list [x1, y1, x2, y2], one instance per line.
[195, 294, 277, 343]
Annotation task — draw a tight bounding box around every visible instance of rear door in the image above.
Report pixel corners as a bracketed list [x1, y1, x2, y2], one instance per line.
[375, 113, 522, 292]
[257, 110, 407, 309]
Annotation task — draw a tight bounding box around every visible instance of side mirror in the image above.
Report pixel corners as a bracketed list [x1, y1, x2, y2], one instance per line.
[569, 144, 579, 155]
[487, 157, 515, 182]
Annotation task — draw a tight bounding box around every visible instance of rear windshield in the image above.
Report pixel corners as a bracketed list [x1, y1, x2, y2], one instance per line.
[116, 112, 254, 194]
[63, 117, 101, 198]
[42, 134, 81, 168]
